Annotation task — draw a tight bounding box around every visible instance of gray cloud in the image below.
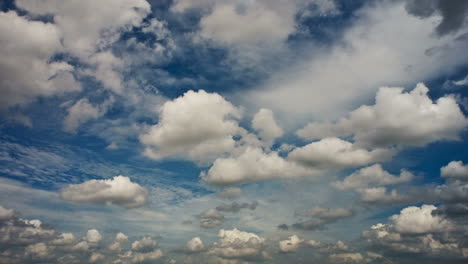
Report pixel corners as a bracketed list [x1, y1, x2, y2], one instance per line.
[405, 0, 468, 36]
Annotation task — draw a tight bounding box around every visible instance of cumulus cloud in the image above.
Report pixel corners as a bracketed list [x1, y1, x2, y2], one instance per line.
[405, 0, 468, 36]
[252, 108, 284, 145]
[279, 235, 304, 253]
[201, 147, 314, 186]
[59, 176, 148, 208]
[358, 187, 409, 204]
[132, 237, 158, 252]
[293, 207, 354, 230]
[140, 90, 242, 163]
[186, 237, 205, 253]
[329, 253, 364, 263]
[208, 228, 266, 260]
[298, 84, 468, 148]
[0, 11, 80, 111]
[288, 138, 394, 169]
[390, 205, 453, 234]
[109, 232, 128, 251]
[63, 98, 105, 133]
[332, 164, 414, 190]
[441, 161, 468, 179]
[86, 229, 102, 244]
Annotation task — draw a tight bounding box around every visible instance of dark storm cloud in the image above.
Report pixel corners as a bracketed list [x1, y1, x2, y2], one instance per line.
[405, 0, 468, 36]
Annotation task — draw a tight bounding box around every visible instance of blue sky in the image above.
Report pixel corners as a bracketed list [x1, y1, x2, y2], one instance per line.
[1, 0, 468, 263]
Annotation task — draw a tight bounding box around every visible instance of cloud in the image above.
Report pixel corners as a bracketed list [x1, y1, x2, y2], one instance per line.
[16, 0, 151, 94]
[216, 201, 258, 213]
[140, 90, 242, 163]
[246, 2, 468, 117]
[59, 176, 148, 209]
[208, 228, 266, 260]
[293, 207, 354, 230]
[279, 235, 304, 253]
[63, 98, 105, 133]
[405, 0, 468, 36]
[86, 229, 102, 244]
[132, 237, 158, 252]
[288, 138, 394, 169]
[332, 164, 414, 190]
[358, 187, 409, 205]
[0, 11, 80, 111]
[252, 108, 284, 145]
[297, 83, 468, 148]
[390, 205, 452, 234]
[199, 209, 224, 228]
[329, 253, 364, 263]
[186, 237, 205, 253]
[441, 161, 468, 179]
[201, 147, 314, 186]
[0, 205, 15, 220]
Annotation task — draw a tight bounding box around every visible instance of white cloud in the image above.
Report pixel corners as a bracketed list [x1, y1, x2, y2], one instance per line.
[109, 232, 128, 251]
[0, 11, 80, 110]
[209, 228, 266, 260]
[329, 253, 364, 263]
[247, 1, 468, 118]
[201, 147, 314, 186]
[59, 176, 148, 209]
[131, 249, 164, 263]
[186, 237, 205, 252]
[140, 90, 242, 163]
[288, 138, 394, 169]
[358, 187, 408, 204]
[252, 108, 284, 145]
[86, 229, 102, 244]
[332, 164, 413, 190]
[132, 237, 158, 252]
[279, 235, 304, 253]
[391, 205, 452, 234]
[63, 98, 104, 133]
[441, 161, 468, 179]
[51, 233, 77, 246]
[216, 187, 242, 199]
[298, 83, 468, 148]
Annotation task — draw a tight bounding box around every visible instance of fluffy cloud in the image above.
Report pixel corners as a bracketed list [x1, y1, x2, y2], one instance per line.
[358, 187, 409, 204]
[441, 161, 468, 179]
[201, 147, 314, 186]
[248, 2, 468, 118]
[252, 108, 284, 145]
[59, 176, 148, 208]
[279, 235, 304, 253]
[332, 164, 413, 190]
[390, 205, 452, 234]
[186, 237, 205, 253]
[209, 228, 266, 260]
[131, 237, 158, 252]
[63, 98, 104, 133]
[329, 253, 363, 263]
[293, 207, 353, 230]
[86, 229, 102, 244]
[199, 209, 224, 229]
[140, 90, 242, 163]
[297, 84, 468, 148]
[0, 11, 80, 111]
[288, 138, 394, 169]
[16, 0, 151, 94]
[109, 232, 128, 251]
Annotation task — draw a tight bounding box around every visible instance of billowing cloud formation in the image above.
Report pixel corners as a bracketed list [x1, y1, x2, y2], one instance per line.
[140, 90, 242, 163]
[405, 0, 468, 36]
[390, 205, 452, 234]
[59, 176, 148, 208]
[333, 164, 413, 190]
[132, 237, 158, 252]
[441, 161, 468, 179]
[293, 207, 354, 230]
[208, 228, 266, 261]
[201, 147, 314, 186]
[0, 11, 80, 110]
[298, 84, 468, 148]
[252, 108, 284, 145]
[186, 237, 205, 253]
[288, 138, 394, 169]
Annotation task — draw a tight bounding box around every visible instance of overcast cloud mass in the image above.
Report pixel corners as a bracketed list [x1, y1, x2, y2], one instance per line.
[1, 0, 468, 263]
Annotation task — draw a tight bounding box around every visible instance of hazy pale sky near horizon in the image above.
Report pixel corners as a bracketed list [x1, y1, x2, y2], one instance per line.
[1, 0, 468, 263]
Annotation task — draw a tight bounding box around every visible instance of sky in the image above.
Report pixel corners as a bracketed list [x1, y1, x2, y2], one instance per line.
[0, 0, 468, 263]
